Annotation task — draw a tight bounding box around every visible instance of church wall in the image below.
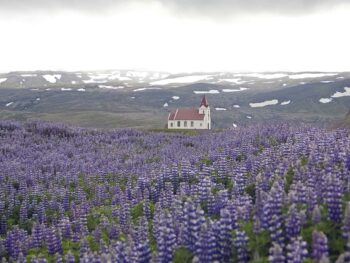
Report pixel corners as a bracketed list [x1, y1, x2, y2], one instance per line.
[168, 120, 208, 129]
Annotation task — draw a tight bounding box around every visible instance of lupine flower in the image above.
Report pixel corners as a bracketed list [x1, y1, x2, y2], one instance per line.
[269, 242, 285, 263]
[286, 236, 308, 263]
[235, 230, 249, 263]
[312, 230, 329, 262]
[0, 121, 349, 261]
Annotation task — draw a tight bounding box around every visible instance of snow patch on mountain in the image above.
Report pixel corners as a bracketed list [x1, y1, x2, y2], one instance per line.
[235, 73, 288, 79]
[331, 87, 350, 98]
[0, 78, 7, 84]
[193, 90, 220, 94]
[219, 78, 246, 84]
[83, 79, 106, 84]
[249, 99, 279, 108]
[319, 98, 332, 103]
[222, 87, 248, 92]
[21, 74, 37, 77]
[43, 74, 61, 83]
[281, 100, 291, 105]
[151, 75, 212, 85]
[289, 73, 337, 79]
[133, 88, 161, 92]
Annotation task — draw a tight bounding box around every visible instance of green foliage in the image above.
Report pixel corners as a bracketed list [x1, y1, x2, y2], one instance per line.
[146, 156, 161, 164]
[46, 208, 59, 225]
[269, 137, 278, 146]
[201, 159, 213, 166]
[215, 176, 234, 192]
[87, 213, 99, 232]
[302, 219, 345, 262]
[87, 235, 100, 252]
[257, 145, 265, 155]
[69, 182, 76, 192]
[9, 205, 20, 226]
[102, 230, 110, 244]
[26, 248, 62, 263]
[226, 178, 234, 192]
[236, 155, 246, 162]
[243, 222, 271, 260]
[250, 258, 270, 263]
[131, 202, 144, 224]
[285, 167, 294, 193]
[173, 247, 193, 263]
[200, 201, 208, 214]
[148, 221, 158, 252]
[184, 142, 195, 148]
[62, 240, 80, 261]
[245, 184, 256, 201]
[343, 193, 350, 203]
[118, 177, 129, 192]
[87, 206, 113, 232]
[146, 128, 199, 136]
[20, 219, 35, 234]
[150, 202, 156, 219]
[12, 182, 20, 190]
[301, 156, 308, 166]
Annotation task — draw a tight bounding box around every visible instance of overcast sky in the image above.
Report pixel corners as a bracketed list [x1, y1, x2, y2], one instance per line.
[0, 0, 349, 73]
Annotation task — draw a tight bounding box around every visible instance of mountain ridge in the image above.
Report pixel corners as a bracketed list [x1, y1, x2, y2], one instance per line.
[1, 70, 350, 128]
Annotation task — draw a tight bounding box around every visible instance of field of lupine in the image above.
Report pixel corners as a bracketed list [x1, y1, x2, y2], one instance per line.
[0, 121, 350, 262]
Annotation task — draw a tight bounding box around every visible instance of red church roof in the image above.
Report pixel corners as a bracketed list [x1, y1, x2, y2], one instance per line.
[168, 108, 205, 121]
[200, 95, 209, 107]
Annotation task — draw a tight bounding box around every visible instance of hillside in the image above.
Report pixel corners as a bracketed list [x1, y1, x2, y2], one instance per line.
[343, 110, 350, 127]
[1, 70, 350, 128]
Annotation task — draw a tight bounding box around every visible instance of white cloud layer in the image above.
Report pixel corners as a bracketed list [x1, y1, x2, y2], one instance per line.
[0, 3, 349, 73]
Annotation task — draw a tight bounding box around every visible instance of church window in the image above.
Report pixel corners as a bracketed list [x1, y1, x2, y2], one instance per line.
[191, 121, 194, 127]
[184, 121, 187, 127]
[177, 121, 181, 127]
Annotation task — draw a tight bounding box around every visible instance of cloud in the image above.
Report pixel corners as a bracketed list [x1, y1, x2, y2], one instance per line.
[0, 0, 124, 13]
[161, 0, 349, 16]
[0, 0, 349, 16]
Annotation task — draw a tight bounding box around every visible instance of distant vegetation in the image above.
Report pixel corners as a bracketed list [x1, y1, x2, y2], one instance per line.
[0, 121, 349, 262]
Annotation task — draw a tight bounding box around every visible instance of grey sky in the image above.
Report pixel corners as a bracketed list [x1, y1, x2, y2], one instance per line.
[0, 0, 348, 16]
[0, 0, 349, 72]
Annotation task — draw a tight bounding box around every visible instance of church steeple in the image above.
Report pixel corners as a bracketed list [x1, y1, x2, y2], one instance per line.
[200, 95, 209, 108]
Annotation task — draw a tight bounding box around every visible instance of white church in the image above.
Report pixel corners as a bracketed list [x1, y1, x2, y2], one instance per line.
[168, 96, 211, 130]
